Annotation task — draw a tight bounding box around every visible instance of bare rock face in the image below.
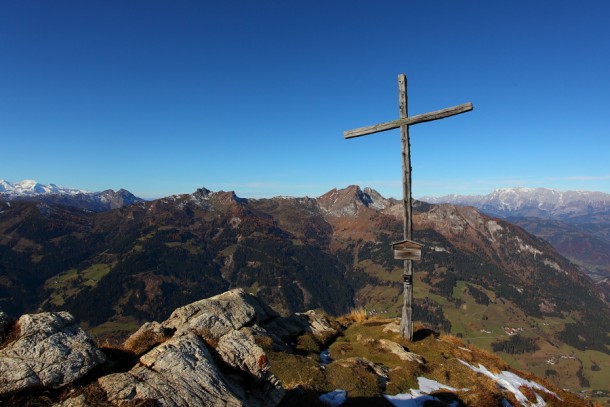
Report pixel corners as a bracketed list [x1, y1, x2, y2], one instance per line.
[377, 339, 425, 364]
[261, 309, 338, 342]
[162, 288, 279, 339]
[99, 334, 246, 406]
[102, 289, 286, 407]
[297, 310, 337, 338]
[354, 333, 425, 365]
[217, 329, 268, 378]
[2, 289, 334, 406]
[0, 312, 106, 395]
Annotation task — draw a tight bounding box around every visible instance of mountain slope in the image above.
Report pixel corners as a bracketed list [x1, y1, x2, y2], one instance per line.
[422, 187, 610, 292]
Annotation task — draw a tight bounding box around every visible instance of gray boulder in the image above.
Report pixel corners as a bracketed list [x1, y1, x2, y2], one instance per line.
[0, 311, 106, 395]
[101, 289, 286, 407]
[262, 309, 338, 341]
[99, 334, 246, 406]
[162, 288, 278, 339]
[217, 329, 269, 378]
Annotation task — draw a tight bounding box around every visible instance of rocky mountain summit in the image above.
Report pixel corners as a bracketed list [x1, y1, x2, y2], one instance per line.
[0, 289, 587, 406]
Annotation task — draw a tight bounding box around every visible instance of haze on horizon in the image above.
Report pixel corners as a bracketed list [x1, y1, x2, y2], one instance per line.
[1, 1, 609, 200]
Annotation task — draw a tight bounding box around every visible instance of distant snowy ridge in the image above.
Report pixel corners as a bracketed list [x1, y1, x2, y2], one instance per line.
[421, 187, 610, 218]
[0, 179, 88, 197]
[0, 179, 143, 211]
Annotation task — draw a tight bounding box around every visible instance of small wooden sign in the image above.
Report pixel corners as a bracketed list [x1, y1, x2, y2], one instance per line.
[392, 239, 423, 261]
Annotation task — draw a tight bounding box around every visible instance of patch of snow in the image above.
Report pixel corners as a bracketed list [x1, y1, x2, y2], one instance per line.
[458, 346, 472, 352]
[385, 377, 467, 407]
[543, 259, 565, 275]
[433, 246, 448, 252]
[384, 394, 439, 407]
[319, 389, 347, 406]
[458, 359, 560, 406]
[417, 377, 465, 394]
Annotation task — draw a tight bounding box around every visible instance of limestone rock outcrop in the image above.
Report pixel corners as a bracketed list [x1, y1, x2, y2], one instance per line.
[96, 289, 287, 407]
[0, 289, 342, 406]
[0, 311, 106, 395]
[99, 334, 246, 406]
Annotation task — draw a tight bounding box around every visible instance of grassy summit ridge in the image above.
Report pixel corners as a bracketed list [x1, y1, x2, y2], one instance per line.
[266, 313, 587, 406]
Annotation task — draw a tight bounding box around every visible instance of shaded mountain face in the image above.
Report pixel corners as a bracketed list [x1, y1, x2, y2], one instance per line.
[1, 186, 609, 386]
[0, 180, 143, 211]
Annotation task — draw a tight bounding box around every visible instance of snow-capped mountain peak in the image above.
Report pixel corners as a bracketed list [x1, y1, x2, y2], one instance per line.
[0, 180, 142, 211]
[421, 187, 610, 219]
[0, 179, 88, 197]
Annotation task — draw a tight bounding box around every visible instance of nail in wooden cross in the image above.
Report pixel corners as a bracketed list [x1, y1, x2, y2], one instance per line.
[343, 74, 473, 340]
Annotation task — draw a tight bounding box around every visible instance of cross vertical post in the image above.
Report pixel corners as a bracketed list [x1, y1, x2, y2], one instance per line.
[343, 73, 473, 341]
[398, 74, 414, 339]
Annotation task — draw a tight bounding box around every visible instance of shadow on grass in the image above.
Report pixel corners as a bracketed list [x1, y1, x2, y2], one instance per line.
[413, 328, 439, 342]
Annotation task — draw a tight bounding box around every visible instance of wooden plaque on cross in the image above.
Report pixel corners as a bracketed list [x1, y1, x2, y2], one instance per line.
[343, 74, 473, 340]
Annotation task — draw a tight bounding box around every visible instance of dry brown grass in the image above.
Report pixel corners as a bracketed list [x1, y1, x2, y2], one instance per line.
[345, 307, 368, 323]
[253, 334, 274, 350]
[123, 329, 171, 356]
[267, 351, 322, 391]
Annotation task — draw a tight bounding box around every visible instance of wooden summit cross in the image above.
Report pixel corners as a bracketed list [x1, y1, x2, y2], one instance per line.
[344, 74, 473, 340]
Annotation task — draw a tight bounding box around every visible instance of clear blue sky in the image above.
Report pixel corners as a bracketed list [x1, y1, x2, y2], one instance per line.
[1, 1, 609, 199]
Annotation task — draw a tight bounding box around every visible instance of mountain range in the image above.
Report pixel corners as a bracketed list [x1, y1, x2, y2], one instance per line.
[421, 187, 610, 287]
[0, 180, 143, 212]
[421, 187, 610, 219]
[0, 182, 609, 400]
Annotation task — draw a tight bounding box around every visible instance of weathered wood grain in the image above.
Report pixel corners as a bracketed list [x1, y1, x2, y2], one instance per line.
[344, 102, 473, 139]
[398, 73, 414, 340]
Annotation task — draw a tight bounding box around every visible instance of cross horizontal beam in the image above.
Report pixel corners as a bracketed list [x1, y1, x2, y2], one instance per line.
[344, 102, 473, 139]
